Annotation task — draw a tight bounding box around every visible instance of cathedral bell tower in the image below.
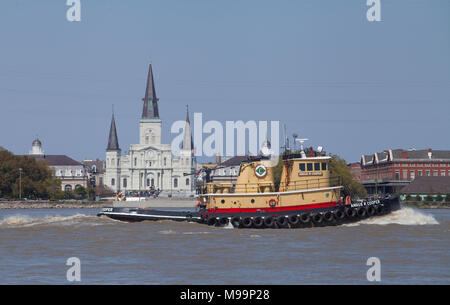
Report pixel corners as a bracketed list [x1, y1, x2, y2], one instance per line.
[140, 64, 162, 146]
[106, 113, 121, 192]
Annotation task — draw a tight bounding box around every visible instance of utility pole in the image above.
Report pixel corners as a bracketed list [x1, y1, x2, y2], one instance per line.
[19, 168, 22, 200]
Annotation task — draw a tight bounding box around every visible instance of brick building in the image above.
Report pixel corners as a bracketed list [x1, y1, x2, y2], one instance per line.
[355, 148, 450, 195]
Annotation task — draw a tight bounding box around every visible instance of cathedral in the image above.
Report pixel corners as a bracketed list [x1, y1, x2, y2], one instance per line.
[104, 64, 195, 196]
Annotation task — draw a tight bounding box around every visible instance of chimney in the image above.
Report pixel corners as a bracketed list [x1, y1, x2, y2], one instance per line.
[216, 153, 221, 165]
[401, 151, 408, 159]
[428, 148, 432, 159]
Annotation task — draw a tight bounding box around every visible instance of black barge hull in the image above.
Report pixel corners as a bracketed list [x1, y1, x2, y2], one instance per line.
[97, 196, 401, 229]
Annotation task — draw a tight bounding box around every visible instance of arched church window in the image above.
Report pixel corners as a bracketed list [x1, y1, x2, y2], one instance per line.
[174, 178, 178, 188]
[92, 165, 97, 173]
[147, 178, 150, 187]
[186, 178, 189, 186]
[164, 157, 167, 166]
[65, 185, 72, 192]
[151, 178, 154, 187]
[123, 178, 127, 188]
[111, 178, 115, 186]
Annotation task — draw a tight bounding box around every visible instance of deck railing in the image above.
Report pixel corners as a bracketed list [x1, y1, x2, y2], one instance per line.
[197, 176, 343, 195]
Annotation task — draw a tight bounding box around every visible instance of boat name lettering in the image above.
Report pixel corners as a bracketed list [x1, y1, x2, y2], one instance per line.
[298, 172, 323, 176]
[351, 199, 380, 207]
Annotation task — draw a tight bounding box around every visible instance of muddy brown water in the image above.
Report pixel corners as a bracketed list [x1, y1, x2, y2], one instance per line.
[0, 207, 448, 284]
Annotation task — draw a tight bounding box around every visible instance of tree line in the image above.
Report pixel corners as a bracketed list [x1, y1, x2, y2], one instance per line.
[0, 147, 61, 199]
[0, 147, 114, 200]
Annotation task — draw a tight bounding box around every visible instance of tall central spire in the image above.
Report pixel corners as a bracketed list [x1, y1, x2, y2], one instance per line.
[182, 105, 193, 154]
[141, 64, 160, 119]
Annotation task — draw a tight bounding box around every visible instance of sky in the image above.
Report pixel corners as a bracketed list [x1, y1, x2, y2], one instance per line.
[0, 0, 449, 163]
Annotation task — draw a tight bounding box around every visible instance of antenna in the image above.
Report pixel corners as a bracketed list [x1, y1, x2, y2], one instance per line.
[296, 138, 309, 158]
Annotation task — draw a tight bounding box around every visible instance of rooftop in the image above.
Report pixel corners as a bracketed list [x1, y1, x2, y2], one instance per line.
[402, 176, 450, 194]
[29, 155, 82, 166]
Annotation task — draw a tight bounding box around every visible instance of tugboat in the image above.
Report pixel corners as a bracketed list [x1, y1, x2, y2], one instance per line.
[98, 141, 400, 228]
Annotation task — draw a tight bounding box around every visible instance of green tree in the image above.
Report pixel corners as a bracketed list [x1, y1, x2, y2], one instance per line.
[0, 149, 61, 199]
[272, 154, 285, 191]
[436, 194, 443, 202]
[415, 195, 422, 201]
[74, 186, 87, 199]
[446, 194, 450, 203]
[405, 194, 412, 201]
[329, 155, 367, 199]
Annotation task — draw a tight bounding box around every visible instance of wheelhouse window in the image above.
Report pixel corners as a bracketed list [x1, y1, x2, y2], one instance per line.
[314, 163, 320, 171]
[299, 163, 305, 171]
[321, 162, 327, 171]
[307, 163, 313, 171]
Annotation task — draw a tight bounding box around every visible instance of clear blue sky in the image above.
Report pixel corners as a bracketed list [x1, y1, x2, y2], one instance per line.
[1, 0, 449, 163]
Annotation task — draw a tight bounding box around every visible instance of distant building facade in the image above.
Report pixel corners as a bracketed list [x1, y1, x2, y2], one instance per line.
[81, 159, 105, 187]
[210, 156, 249, 184]
[104, 64, 195, 195]
[357, 148, 450, 195]
[28, 138, 88, 191]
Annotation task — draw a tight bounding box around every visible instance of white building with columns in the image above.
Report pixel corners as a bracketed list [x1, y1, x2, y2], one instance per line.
[104, 64, 195, 196]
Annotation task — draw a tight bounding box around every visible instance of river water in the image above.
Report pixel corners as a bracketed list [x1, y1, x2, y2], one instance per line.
[0, 207, 448, 284]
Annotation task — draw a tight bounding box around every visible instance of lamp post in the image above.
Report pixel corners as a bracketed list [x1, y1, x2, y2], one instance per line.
[19, 168, 22, 200]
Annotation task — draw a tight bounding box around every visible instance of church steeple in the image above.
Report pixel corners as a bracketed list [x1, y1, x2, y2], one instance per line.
[182, 105, 193, 153]
[141, 64, 159, 119]
[107, 113, 120, 151]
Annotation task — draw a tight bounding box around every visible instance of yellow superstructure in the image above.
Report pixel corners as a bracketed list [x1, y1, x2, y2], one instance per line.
[198, 154, 342, 211]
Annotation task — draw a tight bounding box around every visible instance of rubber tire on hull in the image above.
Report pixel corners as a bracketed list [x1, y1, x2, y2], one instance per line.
[242, 217, 253, 228]
[219, 217, 229, 226]
[231, 216, 241, 228]
[357, 207, 367, 218]
[345, 207, 357, 218]
[367, 206, 376, 216]
[300, 213, 311, 225]
[276, 216, 288, 228]
[207, 217, 217, 226]
[375, 205, 384, 215]
[323, 211, 334, 222]
[264, 216, 275, 228]
[253, 217, 264, 228]
[288, 215, 299, 226]
[312, 213, 323, 224]
[334, 209, 345, 220]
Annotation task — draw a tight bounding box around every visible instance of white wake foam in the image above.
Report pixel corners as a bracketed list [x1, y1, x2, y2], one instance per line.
[0, 214, 98, 228]
[346, 207, 439, 226]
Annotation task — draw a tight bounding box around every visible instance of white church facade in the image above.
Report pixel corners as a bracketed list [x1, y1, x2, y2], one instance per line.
[104, 64, 195, 196]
